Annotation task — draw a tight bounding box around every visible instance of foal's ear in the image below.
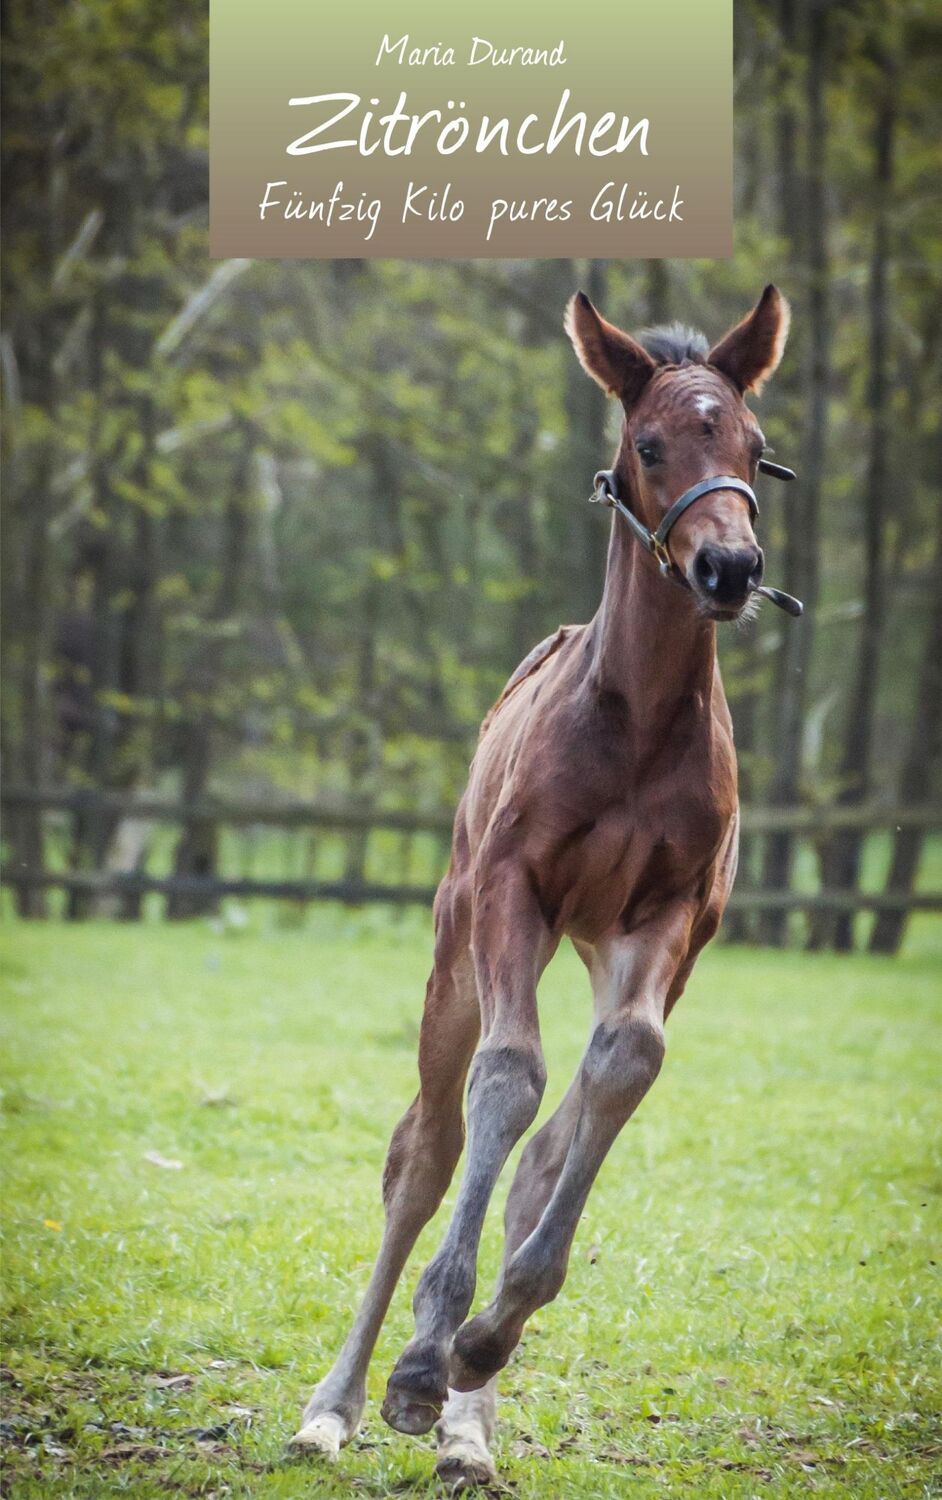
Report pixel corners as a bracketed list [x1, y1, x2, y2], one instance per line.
[708, 284, 791, 396]
[565, 291, 656, 406]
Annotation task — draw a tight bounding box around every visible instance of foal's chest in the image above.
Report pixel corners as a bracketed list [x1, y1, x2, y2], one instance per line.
[528, 743, 736, 941]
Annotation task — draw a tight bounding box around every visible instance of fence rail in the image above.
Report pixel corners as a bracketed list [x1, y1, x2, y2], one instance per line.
[1, 785, 455, 835]
[3, 784, 939, 835]
[3, 867, 941, 915]
[2, 785, 941, 923]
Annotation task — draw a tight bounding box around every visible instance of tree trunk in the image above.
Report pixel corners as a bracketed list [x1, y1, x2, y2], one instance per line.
[99, 401, 163, 919]
[166, 729, 219, 919]
[67, 233, 167, 916]
[869, 489, 942, 954]
[815, 43, 896, 950]
[759, 0, 829, 944]
[4, 452, 52, 917]
[167, 446, 251, 918]
[645, 261, 670, 326]
[774, 0, 801, 234]
[0, 80, 62, 917]
[67, 446, 125, 918]
[341, 432, 386, 889]
[541, 259, 609, 627]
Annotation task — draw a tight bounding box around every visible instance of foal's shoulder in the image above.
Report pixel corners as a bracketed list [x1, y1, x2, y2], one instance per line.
[480, 625, 579, 736]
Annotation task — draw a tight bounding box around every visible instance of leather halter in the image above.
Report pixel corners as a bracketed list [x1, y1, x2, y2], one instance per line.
[591, 458, 803, 617]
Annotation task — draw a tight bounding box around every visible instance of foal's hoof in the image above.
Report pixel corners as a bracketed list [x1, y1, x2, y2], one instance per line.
[449, 1316, 516, 1392]
[381, 1385, 442, 1436]
[435, 1439, 498, 1492]
[382, 1347, 448, 1435]
[288, 1410, 348, 1457]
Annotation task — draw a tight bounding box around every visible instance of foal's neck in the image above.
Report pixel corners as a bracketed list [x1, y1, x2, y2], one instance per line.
[587, 503, 718, 737]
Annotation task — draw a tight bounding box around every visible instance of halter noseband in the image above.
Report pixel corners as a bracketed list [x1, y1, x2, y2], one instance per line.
[591, 458, 803, 617]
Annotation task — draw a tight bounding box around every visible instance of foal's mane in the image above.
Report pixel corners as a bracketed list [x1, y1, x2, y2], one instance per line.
[637, 322, 709, 367]
[481, 625, 575, 736]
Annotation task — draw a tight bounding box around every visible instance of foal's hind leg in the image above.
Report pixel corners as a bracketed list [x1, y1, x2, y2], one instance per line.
[431, 1080, 582, 1487]
[383, 862, 554, 1436]
[449, 907, 694, 1392]
[502, 1074, 583, 1259]
[496, 933, 641, 1270]
[292, 883, 479, 1455]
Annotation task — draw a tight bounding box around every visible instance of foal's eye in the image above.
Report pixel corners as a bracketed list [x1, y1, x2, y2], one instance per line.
[636, 442, 661, 468]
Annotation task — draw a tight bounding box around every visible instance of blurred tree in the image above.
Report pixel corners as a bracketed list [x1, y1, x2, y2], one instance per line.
[759, 0, 831, 944]
[815, 29, 897, 949]
[870, 489, 942, 954]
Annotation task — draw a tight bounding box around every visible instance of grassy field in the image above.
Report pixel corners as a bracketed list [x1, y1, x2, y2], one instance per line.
[1, 912, 940, 1497]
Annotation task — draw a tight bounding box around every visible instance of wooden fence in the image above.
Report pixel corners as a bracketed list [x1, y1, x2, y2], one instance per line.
[2, 784, 941, 925]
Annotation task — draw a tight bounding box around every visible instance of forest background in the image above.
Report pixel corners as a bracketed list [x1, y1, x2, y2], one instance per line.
[2, 0, 940, 951]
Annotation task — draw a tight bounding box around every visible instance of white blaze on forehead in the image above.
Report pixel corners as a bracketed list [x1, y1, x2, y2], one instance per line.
[694, 394, 719, 418]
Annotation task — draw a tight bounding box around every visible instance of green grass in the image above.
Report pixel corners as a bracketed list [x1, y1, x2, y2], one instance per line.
[1, 912, 940, 1497]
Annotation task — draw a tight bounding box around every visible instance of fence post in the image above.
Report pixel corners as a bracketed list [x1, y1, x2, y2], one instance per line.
[166, 806, 220, 919]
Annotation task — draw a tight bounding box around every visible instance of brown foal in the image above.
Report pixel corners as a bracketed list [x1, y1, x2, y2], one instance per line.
[292, 284, 792, 1486]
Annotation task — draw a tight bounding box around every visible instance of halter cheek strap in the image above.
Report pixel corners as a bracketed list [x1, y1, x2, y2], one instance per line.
[591, 463, 803, 617]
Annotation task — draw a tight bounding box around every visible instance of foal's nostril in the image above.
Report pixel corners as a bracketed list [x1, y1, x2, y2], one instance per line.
[694, 546, 763, 606]
[695, 549, 722, 594]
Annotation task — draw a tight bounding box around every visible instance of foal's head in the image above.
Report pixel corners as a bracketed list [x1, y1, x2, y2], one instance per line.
[566, 285, 791, 620]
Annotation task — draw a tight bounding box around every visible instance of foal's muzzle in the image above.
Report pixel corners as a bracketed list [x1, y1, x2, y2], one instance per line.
[693, 544, 764, 611]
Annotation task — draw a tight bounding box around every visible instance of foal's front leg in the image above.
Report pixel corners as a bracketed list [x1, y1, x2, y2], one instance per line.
[382, 862, 554, 1435]
[449, 904, 695, 1392]
[291, 886, 479, 1455]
